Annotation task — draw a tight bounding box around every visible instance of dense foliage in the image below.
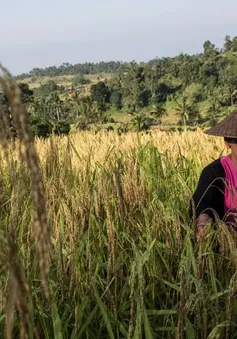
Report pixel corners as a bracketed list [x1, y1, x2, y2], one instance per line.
[9, 36, 237, 134]
[16, 61, 129, 79]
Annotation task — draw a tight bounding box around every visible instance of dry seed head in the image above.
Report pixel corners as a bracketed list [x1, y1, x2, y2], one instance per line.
[114, 162, 126, 220]
[103, 183, 115, 266]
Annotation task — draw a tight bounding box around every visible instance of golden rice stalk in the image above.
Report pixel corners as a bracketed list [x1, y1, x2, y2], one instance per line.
[5, 235, 30, 339]
[113, 159, 126, 220]
[226, 271, 237, 339]
[0, 65, 52, 298]
[103, 184, 115, 266]
[128, 296, 135, 338]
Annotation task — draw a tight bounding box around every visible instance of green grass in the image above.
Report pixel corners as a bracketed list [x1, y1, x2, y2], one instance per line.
[1, 134, 237, 338]
[107, 109, 132, 123]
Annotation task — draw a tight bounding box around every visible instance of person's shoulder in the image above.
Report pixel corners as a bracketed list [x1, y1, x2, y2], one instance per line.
[202, 158, 224, 177]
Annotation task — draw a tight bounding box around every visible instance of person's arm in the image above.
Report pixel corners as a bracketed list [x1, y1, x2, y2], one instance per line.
[190, 162, 224, 239]
[196, 213, 212, 240]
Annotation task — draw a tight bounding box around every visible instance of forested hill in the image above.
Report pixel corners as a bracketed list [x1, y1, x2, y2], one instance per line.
[16, 61, 129, 79]
[16, 35, 237, 80]
[6, 35, 237, 138]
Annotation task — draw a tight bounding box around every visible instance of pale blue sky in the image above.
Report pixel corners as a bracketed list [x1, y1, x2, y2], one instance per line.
[1, 0, 237, 75]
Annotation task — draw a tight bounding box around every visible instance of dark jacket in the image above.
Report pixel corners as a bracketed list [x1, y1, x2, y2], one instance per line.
[190, 158, 225, 221]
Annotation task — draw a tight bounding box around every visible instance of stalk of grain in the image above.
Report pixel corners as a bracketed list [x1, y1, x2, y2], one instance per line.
[0, 66, 52, 298]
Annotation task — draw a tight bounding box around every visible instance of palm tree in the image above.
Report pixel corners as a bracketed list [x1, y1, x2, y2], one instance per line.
[207, 88, 221, 124]
[150, 103, 166, 118]
[174, 94, 190, 129]
[145, 67, 159, 103]
[121, 62, 146, 113]
[132, 114, 146, 132]
[46, 92, 64, 121]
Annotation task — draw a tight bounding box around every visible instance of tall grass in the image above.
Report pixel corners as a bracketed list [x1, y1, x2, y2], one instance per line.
[0, 72, 237, 338]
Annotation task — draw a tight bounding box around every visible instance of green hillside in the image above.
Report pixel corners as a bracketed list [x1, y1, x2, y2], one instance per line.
[7, 35, 237, 136]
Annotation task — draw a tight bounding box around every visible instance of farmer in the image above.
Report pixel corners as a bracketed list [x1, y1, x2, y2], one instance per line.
[190, 110, 237, 240]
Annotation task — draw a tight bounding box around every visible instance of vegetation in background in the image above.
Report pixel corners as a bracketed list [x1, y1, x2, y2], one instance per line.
[1, 72, 237, 337]
[72, 74, 91, 86]
[11, 36, 237, 134]
[16, 61, 128, 79]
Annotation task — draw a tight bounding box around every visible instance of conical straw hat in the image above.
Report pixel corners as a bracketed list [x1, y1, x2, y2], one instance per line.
[204, 110, 237, 137]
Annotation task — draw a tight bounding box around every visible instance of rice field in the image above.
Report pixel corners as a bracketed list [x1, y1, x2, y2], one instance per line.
[1, 74, 237, 339]
[2, 127, 237, 339]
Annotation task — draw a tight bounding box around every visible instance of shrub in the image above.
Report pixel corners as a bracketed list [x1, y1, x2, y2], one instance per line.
[106, 125, 114, 131]
[73, 75, 91, 86]
[54, 120, 70, 135]
[30, 116, 52, 138]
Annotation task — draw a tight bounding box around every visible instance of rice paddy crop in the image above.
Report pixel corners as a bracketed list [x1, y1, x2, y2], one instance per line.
[1, 72, 237, 339]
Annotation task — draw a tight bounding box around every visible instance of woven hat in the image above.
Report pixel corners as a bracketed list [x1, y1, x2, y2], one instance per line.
[204, 110, 237, 138]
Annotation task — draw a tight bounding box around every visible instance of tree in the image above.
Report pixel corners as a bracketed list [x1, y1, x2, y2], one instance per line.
[16, 61, 129, 80]
[208, 88, 221, 114]
[107, 75, 122, 91]
[35, 80, 59, 98]
[90, 81, 110, 104]
[153, 74, 181, 103]
[132, 114, 146, 132]
[73, 96, 107, 129]
[18, 83, 33, 104]
[203, 40, 218, 59]
[73, 74, 91, 86]
[91, 100, 107, 123]
[199, 61, 218, 87]
[219, 57, 237, 105]
[184, 83, 203, 104]
[28, 97, 45, 116]
[150, 103, 166, 118]
[0, 90, 17, 138]
[174, 89, 202, 127]
[231, 37, 237, 52]
[30, 115, 52, 138]
[54, 121, 70, 135]
[174, 94, 189, 128]
[132, 114, 157, 132]
[121, 63, 147, 112]
[30, 115, 70, 138]
[224, 35, 232, 52]
[145, 66, 160, 103]
[45, 92, 64, 121]
[110, 90, 122, 110]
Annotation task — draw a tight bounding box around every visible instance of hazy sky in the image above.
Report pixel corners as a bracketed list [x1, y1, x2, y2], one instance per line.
[1, 0, 237, 75]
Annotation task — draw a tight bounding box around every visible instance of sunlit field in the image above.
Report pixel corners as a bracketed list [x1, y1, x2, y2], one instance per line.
[3, 122, 237, 339]
[35, 129, 226, 167]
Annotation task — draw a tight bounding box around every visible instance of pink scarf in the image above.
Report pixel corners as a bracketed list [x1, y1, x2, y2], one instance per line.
[220, 156, 237, 226]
